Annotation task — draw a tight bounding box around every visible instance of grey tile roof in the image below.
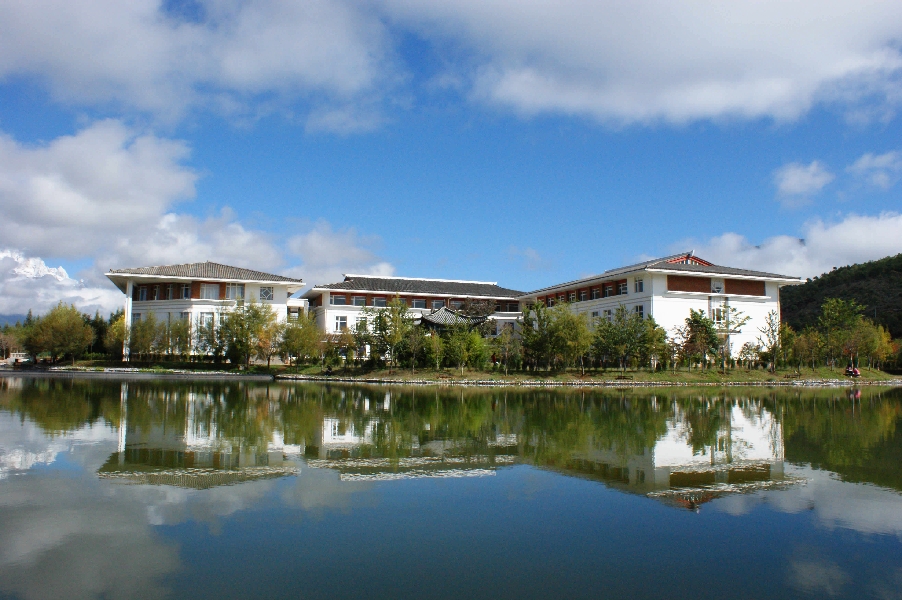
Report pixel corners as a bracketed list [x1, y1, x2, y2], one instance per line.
[420, 307, 489, 328]
[312, 276, 524, 298]
[107, 261, 302, 283]
[526, 253, 799, 295]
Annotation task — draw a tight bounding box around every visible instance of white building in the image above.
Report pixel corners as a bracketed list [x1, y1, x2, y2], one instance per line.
[519, 252, 802, 357]
[302, 274, 524, 335]
[106, 261, 305, 359]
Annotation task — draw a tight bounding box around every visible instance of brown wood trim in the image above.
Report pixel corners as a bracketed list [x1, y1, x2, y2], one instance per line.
[667, 275, 711, 293]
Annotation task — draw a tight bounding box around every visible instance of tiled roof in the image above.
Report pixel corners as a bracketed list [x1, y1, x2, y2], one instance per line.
[106, 261, 302, 283]
[420, 307, 489, 328]
[526, 253, 799, 295]
[312, 276, 523, 298]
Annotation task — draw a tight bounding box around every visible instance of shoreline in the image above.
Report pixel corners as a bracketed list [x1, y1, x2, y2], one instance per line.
[2, 367, 899, 388]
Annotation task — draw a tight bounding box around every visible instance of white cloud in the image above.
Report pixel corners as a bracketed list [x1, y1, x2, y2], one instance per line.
[846, 150, 902, 189]
[0, 250, 122, 316]
[675, 212, 902, 278]
[286, 221, 394, 286]
[773, 161, 835, 204]
[384, 0, 902, 124]
[0, 120, 197, 257]
[0, 0, 394, 126]
[507, 246, 551, 271]
[0, 123, 396, 313]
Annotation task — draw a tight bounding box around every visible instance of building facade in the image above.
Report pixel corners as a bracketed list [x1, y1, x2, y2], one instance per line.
[302, 274, 524, 335]
[106, 261, 304, 359]
[519, 252, 802, 357]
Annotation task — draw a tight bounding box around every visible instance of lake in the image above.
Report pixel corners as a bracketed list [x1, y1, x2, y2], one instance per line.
[1, 376, 901, 600]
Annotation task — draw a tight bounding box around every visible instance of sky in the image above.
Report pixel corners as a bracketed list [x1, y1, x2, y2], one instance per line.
[2, 0, 902, 316]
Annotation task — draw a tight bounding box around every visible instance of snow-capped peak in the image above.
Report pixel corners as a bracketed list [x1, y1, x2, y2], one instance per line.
[0, 249, 70, 282]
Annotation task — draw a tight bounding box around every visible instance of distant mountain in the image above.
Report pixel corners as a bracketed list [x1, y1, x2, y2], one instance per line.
[781, 253, 902, 338]
[0, 314, 27, 327]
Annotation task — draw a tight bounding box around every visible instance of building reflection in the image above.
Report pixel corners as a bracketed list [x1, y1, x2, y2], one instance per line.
[98, 383, 301, 489]
[545, 399, 789, 510]
[80, 383, 793, 508]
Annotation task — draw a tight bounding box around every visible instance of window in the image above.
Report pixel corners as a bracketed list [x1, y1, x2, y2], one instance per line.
[152, 285, 161, 300]
[180, 312, 190, 321]
[711, 306, 725, 325]
[353, 296, 366, 306]
[634, 278, 644, 293]
[335, 316, 348, 331]
[558, 294, 566, 303]
[411, 299, 426, 309]
[330, 295, 347, 306]
[225, 283, 245, 300]
[591, 311, 599, 318]
[568, 292, 576, 302]
[356, 317, 368, 330]
[507, 303, 519, 312]
[635, 305, 644, 319]
[579, 290, 588, 302]
[603, 309, 613, 322]
[603, 284, 613, 298]
[591, 288, 601, 300]
[199, 312, 214, 328]
[132, 313, 141, 322]
[450, 300, 464, 309]
[618, 282, 628, 295]
[138, 286, 148, 301]
[372, 297, 386, 307]
[431, 300, 445, 309]
[259, 286, 274, 301]
[546, 297, 555, 307]
[181, 284, 191, 299]
[200, 283, 219, 300]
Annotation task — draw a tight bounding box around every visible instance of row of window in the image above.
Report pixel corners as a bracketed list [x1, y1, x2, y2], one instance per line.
[590, 305, 645, 321]
[327, 296, 519, 311]
[546, 278, 644, 306]
[134, 283, 275, 302]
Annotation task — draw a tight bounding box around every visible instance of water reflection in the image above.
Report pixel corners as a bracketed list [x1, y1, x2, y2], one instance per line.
[2, 377, 902, 599]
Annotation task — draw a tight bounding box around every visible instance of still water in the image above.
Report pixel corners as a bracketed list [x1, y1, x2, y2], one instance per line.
[1, 376, 901, 600]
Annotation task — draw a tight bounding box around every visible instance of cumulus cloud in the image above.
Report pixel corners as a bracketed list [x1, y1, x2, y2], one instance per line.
[383, 0, 902, 124]
[0, 0, 394, 126]
[773, 161, 835, 205]
[674, 212, 902, 278]
[846, 150, 902, 189]
[0, 250, 122, 316]
[0, 123, 395, 312]
[286, 221, 394, 285]
[0, 120, 197, 258]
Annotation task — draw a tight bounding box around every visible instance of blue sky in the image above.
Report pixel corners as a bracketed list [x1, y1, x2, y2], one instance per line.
[1, 1, 902, 314]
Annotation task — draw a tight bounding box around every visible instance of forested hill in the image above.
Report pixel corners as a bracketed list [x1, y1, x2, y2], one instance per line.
[781, 253, 902, 338]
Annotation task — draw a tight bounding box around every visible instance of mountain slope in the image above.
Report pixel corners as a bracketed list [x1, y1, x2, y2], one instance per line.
[781, 253, 902, 338]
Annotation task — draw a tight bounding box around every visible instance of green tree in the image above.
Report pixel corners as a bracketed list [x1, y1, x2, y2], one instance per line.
[280, 312, 321, 369]
[550, 306, 593, 374]
[597, 305, 646, 375]
[640, 316, 668, 371]
[492, 324, 521, 375]
[756, 310, 781, 373]
[683, 309, 719, 370]
[426, 331, 444, 371]
[819, 298, 864, 369]
[129, 313, 159, 361]
[714, 304, 750, 370]
[105, 314, 128, 360]
[220, 301, 273, 366]
[24, 303, 95, 364]
[367, 297, 411, 373]
[444, 323, 472, 375]
[519, 301, 554, 371]
[255, 313, 285, 369]
[406, 324, 427, 374]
